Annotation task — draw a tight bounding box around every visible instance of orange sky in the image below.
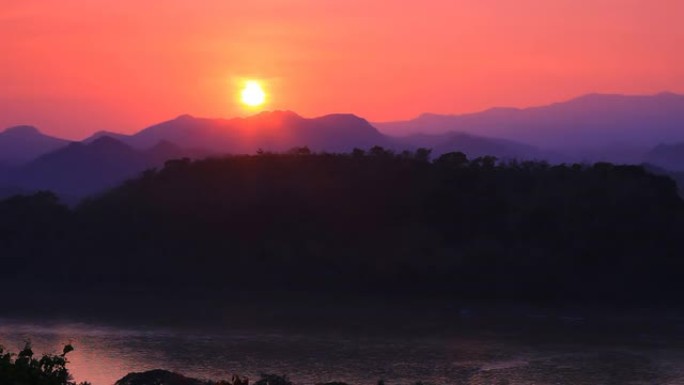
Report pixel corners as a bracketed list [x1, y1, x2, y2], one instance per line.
[1, 0, 683, 139]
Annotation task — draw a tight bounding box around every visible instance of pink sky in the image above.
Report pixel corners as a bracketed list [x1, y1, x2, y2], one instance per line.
[1, 0, 683, 139]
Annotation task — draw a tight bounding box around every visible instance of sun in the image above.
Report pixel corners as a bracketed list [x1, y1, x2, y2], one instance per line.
[240, 80, 266, 107]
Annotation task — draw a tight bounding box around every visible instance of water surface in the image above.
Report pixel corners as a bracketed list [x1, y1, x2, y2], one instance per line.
[2, 304, 684, 385]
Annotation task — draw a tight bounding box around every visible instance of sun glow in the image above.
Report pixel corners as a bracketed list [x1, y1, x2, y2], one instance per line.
[240, 80, 266, 107]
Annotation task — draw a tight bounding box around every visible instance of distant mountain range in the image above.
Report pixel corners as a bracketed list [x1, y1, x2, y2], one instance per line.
[645, 143, 684, 172]
[392, 132, 544, 160]
[82, 111, 391, 153]
[375, 92, 684, 163]
[2, 92, 684, 200]
[0, 125, 70, 165]
[0, 137, 202, 201]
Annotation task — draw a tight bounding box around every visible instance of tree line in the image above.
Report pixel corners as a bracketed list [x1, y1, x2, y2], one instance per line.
[1, 147, 683, 302]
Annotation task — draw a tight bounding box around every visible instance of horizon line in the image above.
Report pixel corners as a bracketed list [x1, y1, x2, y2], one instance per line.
[1, 90, 681, 142]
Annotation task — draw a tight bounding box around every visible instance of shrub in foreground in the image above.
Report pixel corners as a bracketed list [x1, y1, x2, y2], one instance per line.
[0, 343, 90, 385]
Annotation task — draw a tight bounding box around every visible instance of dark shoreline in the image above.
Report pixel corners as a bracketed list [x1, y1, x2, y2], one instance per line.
[3, 288, 684, 348]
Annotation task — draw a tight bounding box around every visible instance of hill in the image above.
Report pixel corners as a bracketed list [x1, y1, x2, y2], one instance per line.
[82, 130, 134, 144]
[375, 93, 684, 162]
[2, 113, 536, 199]
[10, 136, 198, 197]
[2, 150, 682, 302]
[393, 132, 543, 159]
[110, 111, 391, 153]
[0, 125, 69, 165]
[645, 143, 684, 171]
[116, 111, 538, 160]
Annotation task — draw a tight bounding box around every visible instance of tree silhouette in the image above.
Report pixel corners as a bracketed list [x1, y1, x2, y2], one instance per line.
[0, 343, 90, 385]
[1, 147, 683, 302]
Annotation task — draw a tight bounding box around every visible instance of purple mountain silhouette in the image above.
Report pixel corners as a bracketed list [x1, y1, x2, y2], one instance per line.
[375, 93, 684, 154]
[0, 125, 70, 165]
[82, 130, 134, 144]
[393, 132, 542, 160]
[116, 111, 391, 153]
[645, 143, 684, 171]
[6, 93, 684, 200]
[104, 111, 535, 159]
[2, 112, 537, 200]
[12, 136, 193, 197]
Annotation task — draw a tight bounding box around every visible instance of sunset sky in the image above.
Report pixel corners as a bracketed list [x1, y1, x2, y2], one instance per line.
[1, 0, 683, 139]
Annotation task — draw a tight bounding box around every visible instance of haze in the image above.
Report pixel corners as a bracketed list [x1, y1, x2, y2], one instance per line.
[1, 0, 683, 139]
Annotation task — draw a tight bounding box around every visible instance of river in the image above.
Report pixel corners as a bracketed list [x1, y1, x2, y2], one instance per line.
[2, 303, 684, 385]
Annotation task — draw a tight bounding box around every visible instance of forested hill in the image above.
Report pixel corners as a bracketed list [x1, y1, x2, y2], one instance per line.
[2, 147, 683, 302]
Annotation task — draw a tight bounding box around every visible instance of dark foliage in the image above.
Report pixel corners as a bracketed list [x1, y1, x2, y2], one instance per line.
[0, 344, 89, 385]
[117, 371, 363, 385]
[1, 148, 683, 302]
[115, 371, 290, 385]
[254, 374, 292, 385]
[115, 369, 214, 385]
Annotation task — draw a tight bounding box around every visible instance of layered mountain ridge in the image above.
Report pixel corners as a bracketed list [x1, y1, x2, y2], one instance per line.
[3, 93, 684, 200]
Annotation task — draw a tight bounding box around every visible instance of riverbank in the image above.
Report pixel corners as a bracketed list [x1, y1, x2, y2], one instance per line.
[3, 298, 684, 385]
